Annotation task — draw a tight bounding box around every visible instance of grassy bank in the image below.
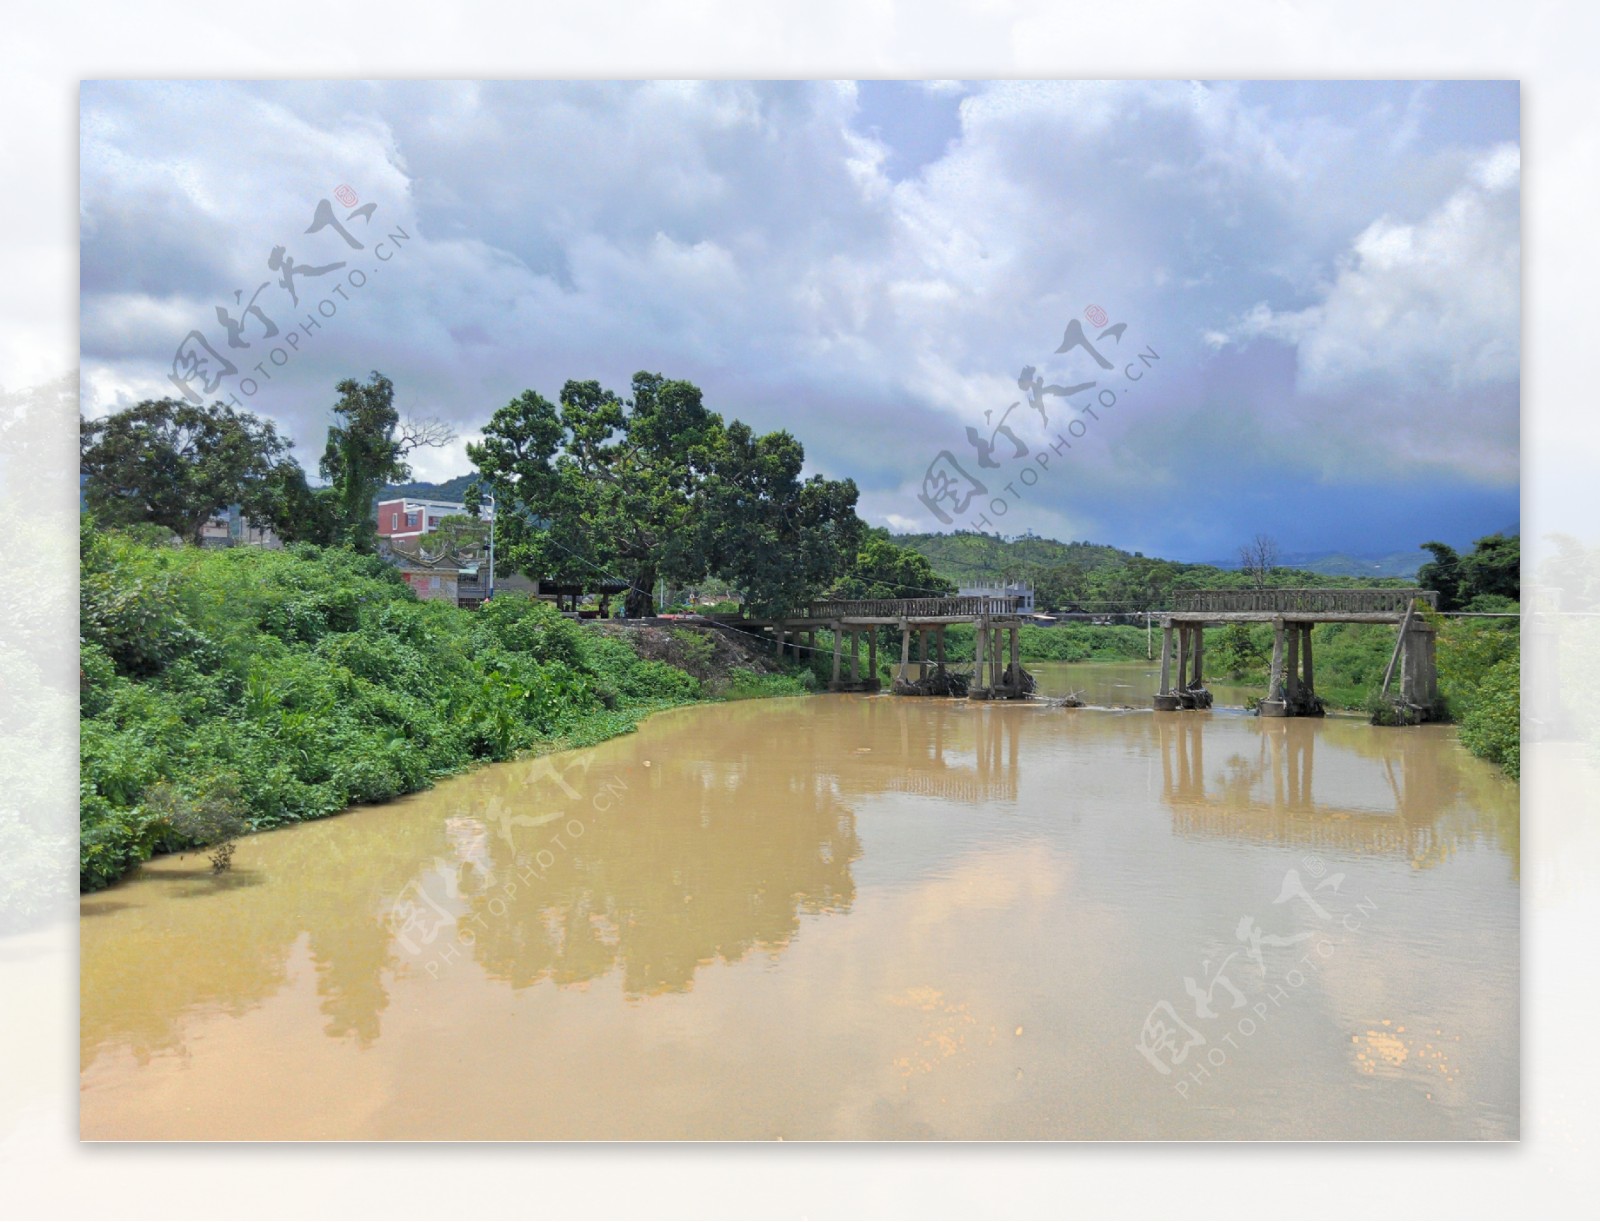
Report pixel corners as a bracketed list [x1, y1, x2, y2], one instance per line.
[79, 526, 805, 892]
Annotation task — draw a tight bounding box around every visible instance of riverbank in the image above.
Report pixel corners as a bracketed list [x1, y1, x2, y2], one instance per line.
[78, 528, 809, 892]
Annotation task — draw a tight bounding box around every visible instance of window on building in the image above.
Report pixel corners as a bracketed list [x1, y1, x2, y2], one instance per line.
[406, 511, 420, 528]
[390, 512, 399, 530]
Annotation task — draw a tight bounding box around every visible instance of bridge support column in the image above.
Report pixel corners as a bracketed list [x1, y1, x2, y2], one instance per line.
[1155, 620, 1180, 710]
[1008, 625, 1020, 693]
[898, 619, 911, 683]
[917, 627, 929, 680]
[1300, 624, 1313, 697]
[1261, 617, 1287, 716]
[1400, 620, 1439, 710]
[936, 625, 946, 671]
[1191, 626, 1204, 689]
[830, 623, 842, 690]
[974, 616, 987, 694]
[1286, 623, 1300, 707]
[867, 629, 877, 685]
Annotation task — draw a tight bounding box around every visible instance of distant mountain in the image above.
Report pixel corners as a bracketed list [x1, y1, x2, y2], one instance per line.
[891, 530, 1132, 582]
[378, 474, 480, 504]
[892, 529, 1432, 588]
[1202, 549, 1431, 580]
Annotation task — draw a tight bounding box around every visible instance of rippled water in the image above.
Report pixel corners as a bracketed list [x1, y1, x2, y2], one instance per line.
[80, 664, 1519, 1139]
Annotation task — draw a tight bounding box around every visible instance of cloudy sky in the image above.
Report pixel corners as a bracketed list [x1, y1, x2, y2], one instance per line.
[79, 79, 1519, 561]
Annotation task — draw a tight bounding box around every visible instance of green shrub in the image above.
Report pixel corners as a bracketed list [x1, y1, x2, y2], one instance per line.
[1457, 655, 1520, 780]
[78, 538, 714, 891]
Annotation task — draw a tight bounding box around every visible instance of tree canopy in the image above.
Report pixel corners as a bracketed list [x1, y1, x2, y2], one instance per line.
[468, 372, 862, 616]
[829, 529, 954, 600]
[320, 371, 454, 550]
[80, 398, 299, 545]
[1420, 534, 1520, 611]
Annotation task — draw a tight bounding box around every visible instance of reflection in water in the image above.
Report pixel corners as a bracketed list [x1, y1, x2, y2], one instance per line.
[1157, 715, 1520, 874]
[80, 666, 1518, 1140]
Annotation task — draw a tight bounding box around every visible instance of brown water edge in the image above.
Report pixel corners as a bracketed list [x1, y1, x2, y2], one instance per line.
[80, 665, 1519, 1140]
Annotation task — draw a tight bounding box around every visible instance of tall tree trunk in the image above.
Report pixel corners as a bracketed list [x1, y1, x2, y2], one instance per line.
[625, 565, 656, 618]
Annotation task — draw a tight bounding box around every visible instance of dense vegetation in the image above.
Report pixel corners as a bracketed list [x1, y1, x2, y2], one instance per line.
[467, 374, 862, 617]
[78, 524, 804, 892]
[893, 529, 1417, 613]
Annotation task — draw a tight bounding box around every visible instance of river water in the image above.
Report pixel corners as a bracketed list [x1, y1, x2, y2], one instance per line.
[79, 662, 1519, 1139]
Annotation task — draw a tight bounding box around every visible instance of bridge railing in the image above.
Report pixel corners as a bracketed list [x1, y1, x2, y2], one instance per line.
[1168, 588, 1438, 615]
[793, 595, 1024, 620]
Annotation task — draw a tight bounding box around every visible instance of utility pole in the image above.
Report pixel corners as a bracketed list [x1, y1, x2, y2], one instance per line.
[483, 491, 496, 602]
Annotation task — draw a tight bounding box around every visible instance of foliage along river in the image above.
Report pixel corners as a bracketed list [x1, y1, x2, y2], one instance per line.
[80, 662, 1519, 1140]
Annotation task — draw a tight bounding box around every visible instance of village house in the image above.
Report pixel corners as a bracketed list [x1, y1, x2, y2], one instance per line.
[375, 496, 493, 548]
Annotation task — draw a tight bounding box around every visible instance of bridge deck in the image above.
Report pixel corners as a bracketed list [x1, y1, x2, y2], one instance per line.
[1167, 588, 1436, 620]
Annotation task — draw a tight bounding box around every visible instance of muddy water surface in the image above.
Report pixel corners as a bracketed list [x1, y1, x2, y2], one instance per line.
[80, 665, 1519, 1139]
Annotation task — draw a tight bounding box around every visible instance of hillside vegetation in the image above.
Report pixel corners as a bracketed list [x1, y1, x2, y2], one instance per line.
[892, 530, 1413, 612]
[78, 523, 802, 892]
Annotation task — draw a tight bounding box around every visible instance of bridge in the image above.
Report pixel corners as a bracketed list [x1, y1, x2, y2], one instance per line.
[733, 594, 1029, 698]
[728, 587, 1440, 717]
[1158, 588, 1439, 717]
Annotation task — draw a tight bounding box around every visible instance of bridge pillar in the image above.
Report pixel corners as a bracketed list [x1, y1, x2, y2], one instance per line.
[1155, 620, 1181, 709]
[898, 619, 912, 682]
[1301, 624, 1314, 696]
[936, 625, 946, 671]
[1286, 623, 1300, 706]
[1191, 625, 1204, 689]
[1009, 624, 1020, 693]
[974, 615, 987, 694]
[867, 628, 877, 684]
[918, 626, 929, 679]
[1400, 619, 1439, 709]
[830, 622, 842, 689]
[1261, 617, 1288, 716]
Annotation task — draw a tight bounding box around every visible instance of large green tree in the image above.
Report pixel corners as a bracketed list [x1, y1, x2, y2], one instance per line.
[699, 421, 862, 616]
[469, 372, 861, 617]
[1418, 540, 1465, 611]
[1460, 533, 1520, 605]
[319, 371, 454, 550]
[80, 398, 300, 545]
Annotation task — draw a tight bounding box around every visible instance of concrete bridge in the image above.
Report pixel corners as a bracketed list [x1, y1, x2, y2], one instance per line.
[736, 594, 1030, 697]
[1157, 588, 1440, 717]
[731, 587, 1441, 717]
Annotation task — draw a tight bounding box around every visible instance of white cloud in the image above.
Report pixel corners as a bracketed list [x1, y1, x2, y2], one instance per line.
[77, 80, 1520, 548]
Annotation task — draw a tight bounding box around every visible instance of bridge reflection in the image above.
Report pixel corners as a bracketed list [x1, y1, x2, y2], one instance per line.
[1157, 716, 1517, 870]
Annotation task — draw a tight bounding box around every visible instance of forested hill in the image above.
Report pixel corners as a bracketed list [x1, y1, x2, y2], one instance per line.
[889, 529, 1419, 612]
[892, 531, 1132, 582]
[378, 474, 479, 504]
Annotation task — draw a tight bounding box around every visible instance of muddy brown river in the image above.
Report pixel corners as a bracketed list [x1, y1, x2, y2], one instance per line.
[79, 663, 1519, 1139]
